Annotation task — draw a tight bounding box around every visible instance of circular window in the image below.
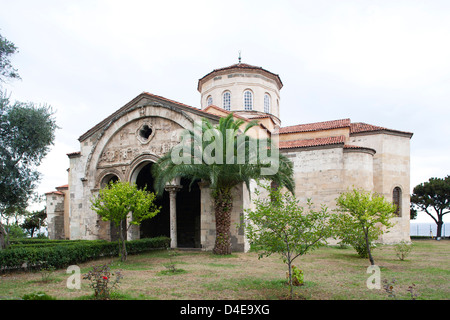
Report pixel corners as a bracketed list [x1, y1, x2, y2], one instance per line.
[140, 125, 153, 140]
[136, 123, 154, 144]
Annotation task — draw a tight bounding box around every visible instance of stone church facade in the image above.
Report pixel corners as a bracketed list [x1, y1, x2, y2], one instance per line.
[46, 62, 413, 250]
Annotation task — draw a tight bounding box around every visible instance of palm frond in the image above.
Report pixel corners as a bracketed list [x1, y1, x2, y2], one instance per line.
[152, 113, 295, 195]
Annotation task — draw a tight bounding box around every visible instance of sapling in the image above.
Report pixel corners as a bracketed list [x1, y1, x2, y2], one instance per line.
[244, 184, 334, 299]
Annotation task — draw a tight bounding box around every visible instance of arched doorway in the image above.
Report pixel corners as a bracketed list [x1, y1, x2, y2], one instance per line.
[177, 178, 201, 248]
[131, 162, 201, 248]
[134, 162, 170, 239]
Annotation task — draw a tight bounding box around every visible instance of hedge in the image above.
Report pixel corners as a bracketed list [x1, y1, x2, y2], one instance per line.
[9, 239, 88, 246]
[0, 237, 170, 271]
[9, 239, 105, 248]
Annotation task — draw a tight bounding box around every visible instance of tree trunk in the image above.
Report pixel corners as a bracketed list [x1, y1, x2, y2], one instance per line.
[213, 188, 233, 255]
[0, 222, 8, 250]
[120, 219, 127, 261]
[364, 228, 375, 265]
[287, 260, 294, 300]
[436, 219, 443, 239]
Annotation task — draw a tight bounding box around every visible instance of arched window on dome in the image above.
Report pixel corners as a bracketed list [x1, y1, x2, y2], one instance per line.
[243, 90, 253, 110]
[223, 91, 231, 111]
[264, 93, 271, 113]
[207, 96, 213, 106]
[393, 186, 402, 216]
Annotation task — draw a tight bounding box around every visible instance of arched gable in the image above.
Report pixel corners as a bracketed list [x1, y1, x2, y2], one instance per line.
[84, 101, 195, 188]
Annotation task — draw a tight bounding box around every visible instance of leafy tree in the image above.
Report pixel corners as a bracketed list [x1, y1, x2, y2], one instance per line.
[0, 93, 57, 247]
[0, 32, 21, 83]
[332, 211, 379, 259]
[21, 208, 47, 237]
[5, 223, 27, 239]
[244, 184, 334, 299]
[410, 175, 450, 239]
[410, 204, 418, 220]
[90, 181, 160, 261]
[0, 205, 27, 248]
[152, 113, 294, 255]
[0, 33, 57, 249]
[333, 188, 396, 265]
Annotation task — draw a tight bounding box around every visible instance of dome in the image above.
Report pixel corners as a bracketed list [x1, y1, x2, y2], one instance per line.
[197, 62, 282, 120]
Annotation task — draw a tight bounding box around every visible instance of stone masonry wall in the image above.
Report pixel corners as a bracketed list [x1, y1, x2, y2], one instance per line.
[46, 193, 65, 239]
[348, 132, 411, 243]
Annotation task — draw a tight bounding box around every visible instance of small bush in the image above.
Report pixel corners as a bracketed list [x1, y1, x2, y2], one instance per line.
[158, 268, 188, 276]
[39, 265, 56, 282]
[83, 264, 123, 300]
[286, 265, 304, 286]
[291, 265, 304, 286]
[395, 240, 413, 261]
[22, 291, 56, 300]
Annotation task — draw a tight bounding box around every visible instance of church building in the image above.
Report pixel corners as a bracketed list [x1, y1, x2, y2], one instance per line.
[45, 61, 413, 250]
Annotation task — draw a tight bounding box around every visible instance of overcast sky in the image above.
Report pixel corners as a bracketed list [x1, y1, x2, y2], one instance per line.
[1, 0, 449, 222]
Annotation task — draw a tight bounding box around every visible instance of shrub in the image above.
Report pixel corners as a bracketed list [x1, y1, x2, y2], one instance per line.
[286, 265, 304, 286]
[333, 188, 396, 266]
[22, 291, 56, 300]
[395, 240, 413, 261]
[83, 264, 123, 300]
[40, 265, 56, 282]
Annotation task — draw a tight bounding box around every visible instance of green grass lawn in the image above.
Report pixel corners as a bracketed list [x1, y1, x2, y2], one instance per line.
[0, 239, 448, 300]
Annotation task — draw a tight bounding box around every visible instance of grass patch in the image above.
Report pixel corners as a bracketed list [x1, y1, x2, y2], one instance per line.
[205, 263, 238, 268]
[0, 240, 448, 300]
[417, 267, 450, 275]
[157, 269, 188, 276]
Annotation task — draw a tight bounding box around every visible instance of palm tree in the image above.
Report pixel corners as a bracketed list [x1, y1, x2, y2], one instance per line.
[152, 113, 294, 255]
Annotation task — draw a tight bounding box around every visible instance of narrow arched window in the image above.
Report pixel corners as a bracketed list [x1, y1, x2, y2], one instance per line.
[393, 187, 402, 216]
[100, 174, 119, 188]
[264, 93, 271, 113]
[223, 91, 231, 111]
[244, 90, 253, 110]
[207, 96, 213, 106]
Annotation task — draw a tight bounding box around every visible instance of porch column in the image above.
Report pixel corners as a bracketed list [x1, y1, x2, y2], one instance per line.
[165, 185, 182, 248]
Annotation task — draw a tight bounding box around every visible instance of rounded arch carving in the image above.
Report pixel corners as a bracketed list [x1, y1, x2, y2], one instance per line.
[84, 103, 195, 183]
[95, 168, 124, 189]
[127, 153, 160, 184]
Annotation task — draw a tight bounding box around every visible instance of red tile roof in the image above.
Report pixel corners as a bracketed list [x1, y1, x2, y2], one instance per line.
[45, 191, 64, 196]
[279, 119, 351, 134]
[279, 136, 345, 149]
[203, 105, 250, 122]
[142, 92, 207, 114]
[198, 63, 283, 90]
[350, 122, 384, 133]
[350, 122, 413, 136]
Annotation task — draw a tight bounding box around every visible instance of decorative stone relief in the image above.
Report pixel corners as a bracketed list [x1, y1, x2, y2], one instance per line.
[97, 117, 183, 168]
